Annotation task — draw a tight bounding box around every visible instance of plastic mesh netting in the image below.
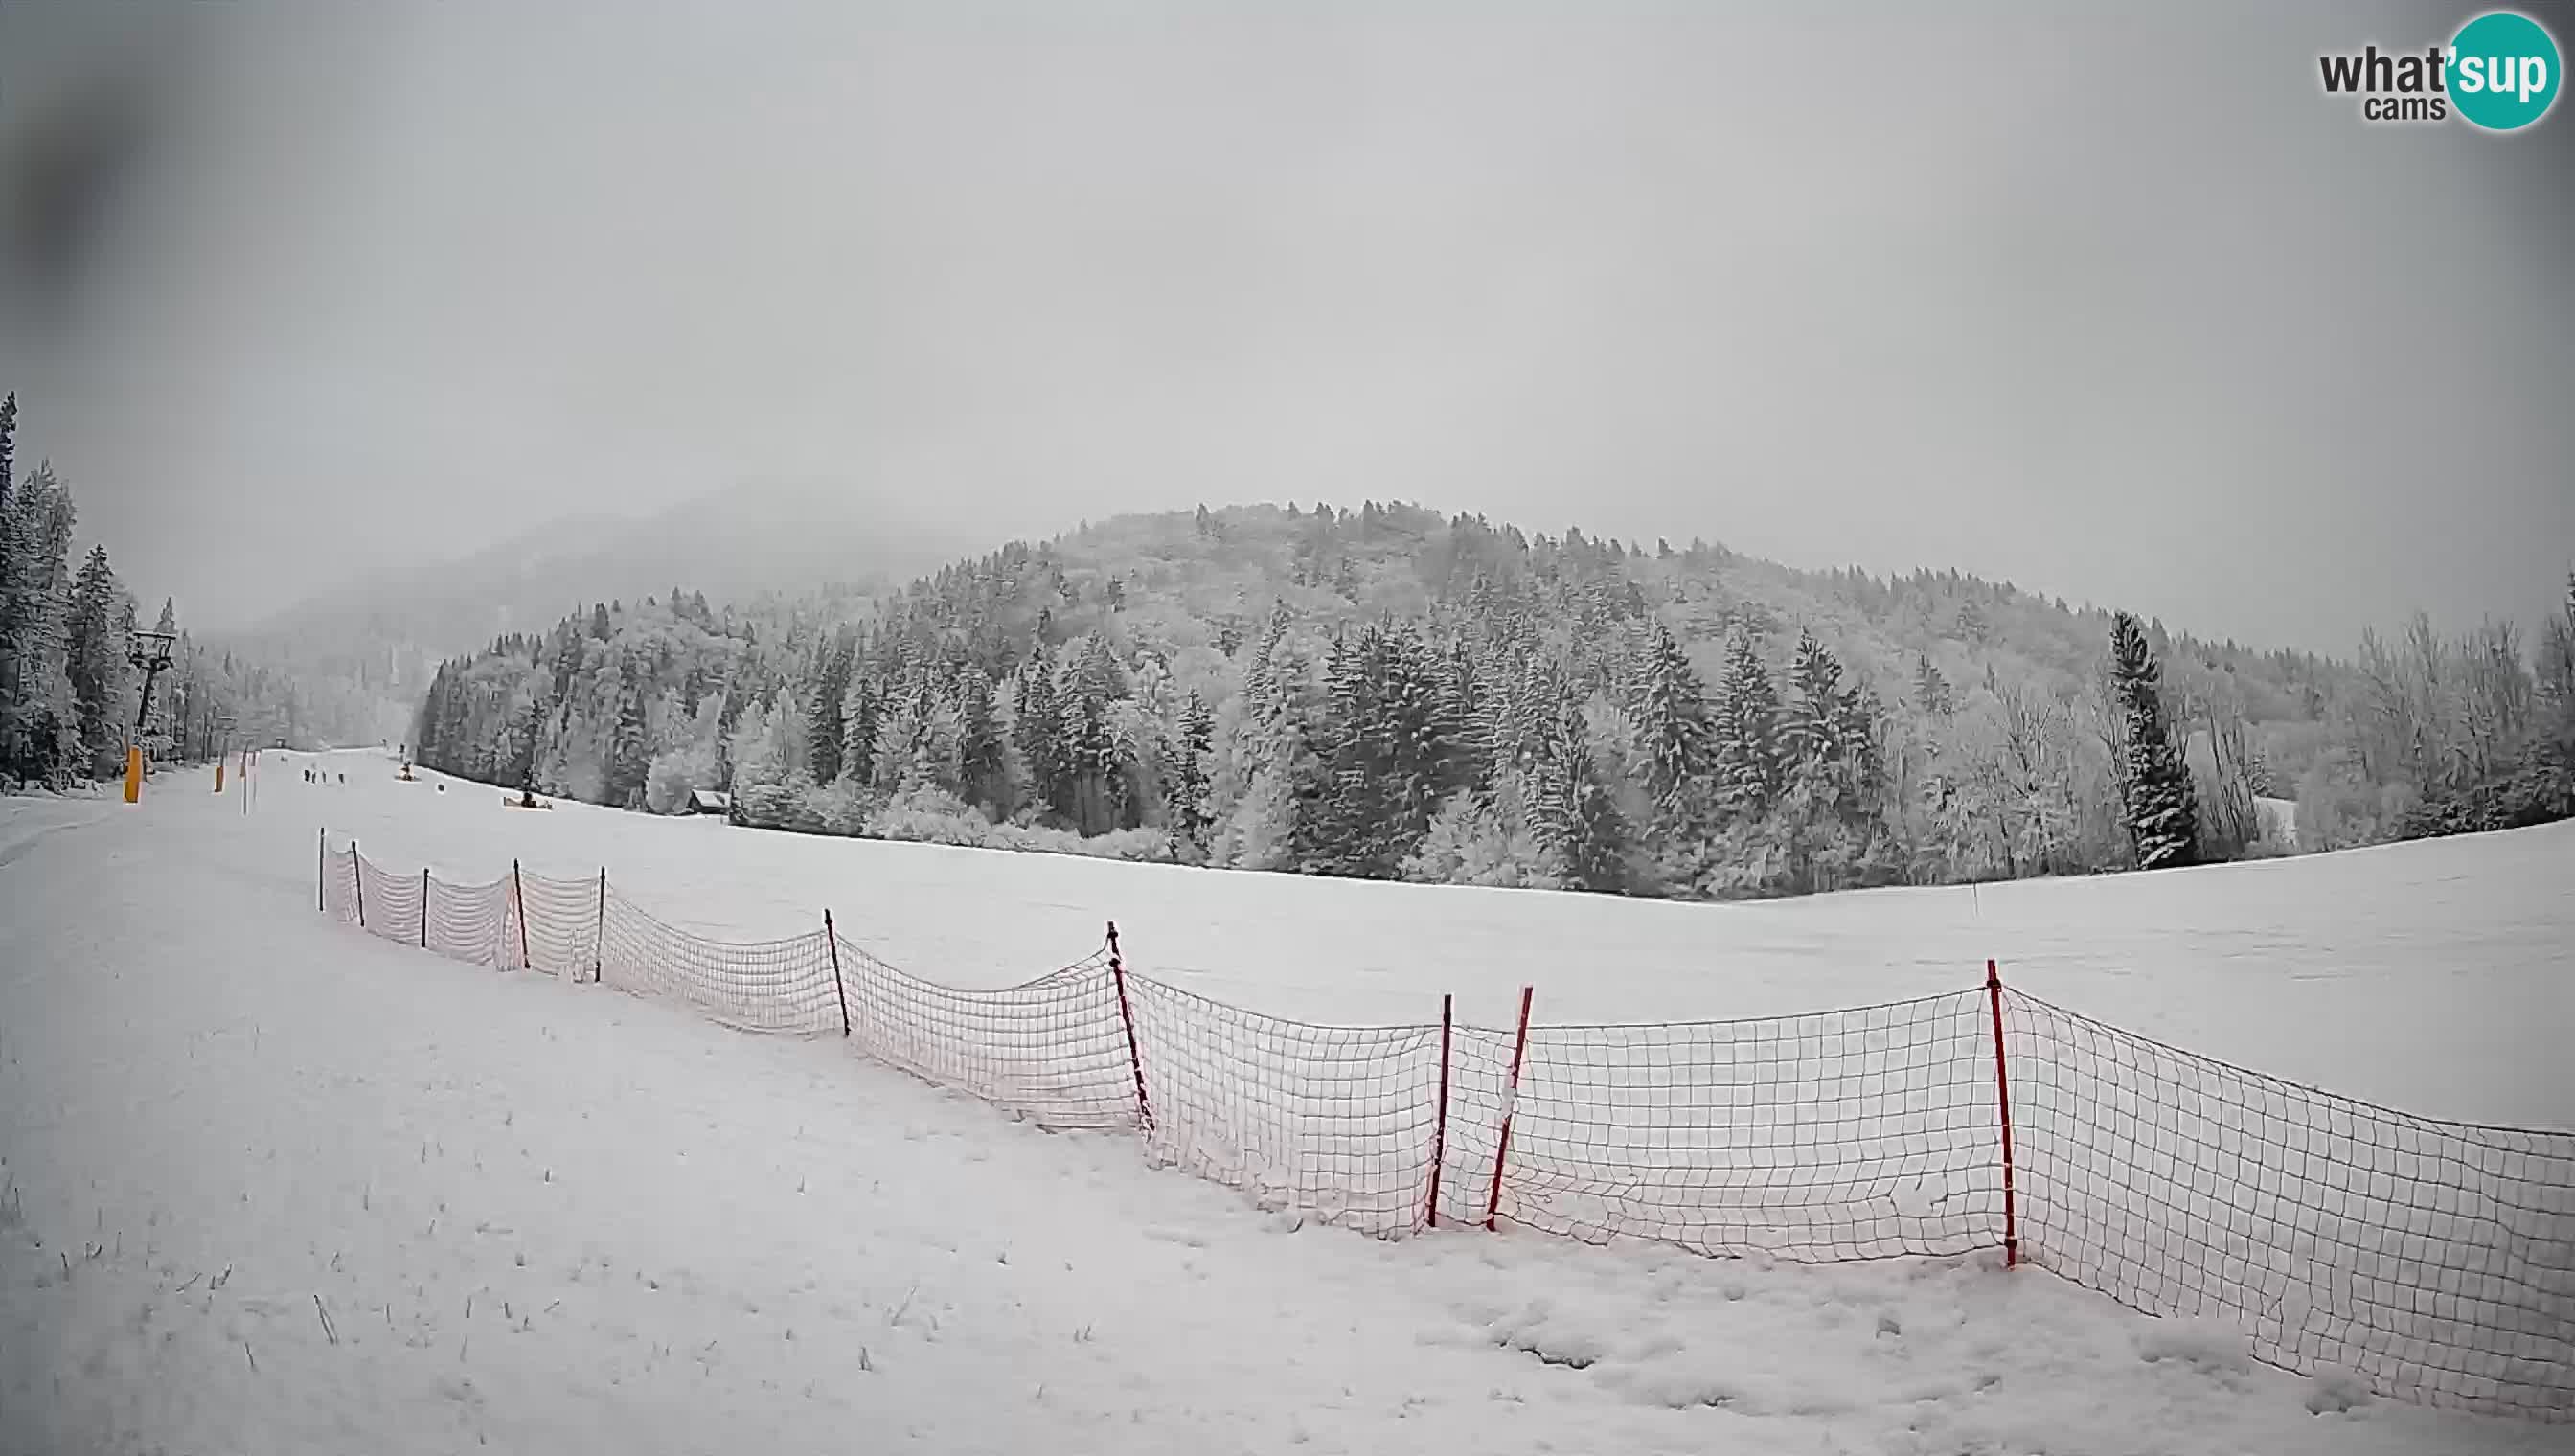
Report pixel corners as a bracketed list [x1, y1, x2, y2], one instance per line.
[507, 868, 602, 979]
[1470, 992, 2004, 1261]
[1127, 976, 1442, 1237]
[310, 833, 2574, 1422]
[600, 891, 842, 1034]
[840, 938, 1137, 1129]
[2005, 990, 2575, 1419]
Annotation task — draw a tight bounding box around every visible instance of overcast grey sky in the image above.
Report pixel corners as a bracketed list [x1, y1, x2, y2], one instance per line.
[1, 0, 2568, 649]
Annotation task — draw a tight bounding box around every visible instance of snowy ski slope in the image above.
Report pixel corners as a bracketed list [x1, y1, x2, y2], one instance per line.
[299, 750, 2566, 1126]
[1, 748, 2566, 1453]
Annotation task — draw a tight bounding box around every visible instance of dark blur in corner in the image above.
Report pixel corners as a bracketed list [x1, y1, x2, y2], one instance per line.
[0, 4, 203, 351]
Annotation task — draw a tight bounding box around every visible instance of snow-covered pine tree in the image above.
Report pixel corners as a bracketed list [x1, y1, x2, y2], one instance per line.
[1913, 656, 1953, 717]
[954, 666, 1006, 812]
[1781, 630, 1847, 769]
[1299, 622, 1462, 877]
[2108, 610, 2200, 870]
[807, 629, 853, 784]
[1632, 622, 1716, 837]
[1298, 627, 1368, 873]
[510, 692, 548, 790]
[1230, 614, 1319, 872]
[1710, 630, 1782, 820]
[1060, 636, 1131, 833]
[1384, 625, 1463, 841]
[66, 544, 126, 778]
[840, 666, 881, 788]
[1527, 682, 1629, 893]
[1165, 689, 1215, 854]
[0, 442, 38, 771]
[548, 626, 584, 705]
[1443, 637, 1495, 797]
[606, 652, 652, 809]
[1834, 681, 1895, 883]
[1011, 655, 1064, 820]
[1780, 630, 1867, 890]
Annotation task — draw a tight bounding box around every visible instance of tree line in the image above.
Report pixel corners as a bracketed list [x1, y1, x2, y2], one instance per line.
[404, 500, 2559, 899]
[0, 394, 349, 788]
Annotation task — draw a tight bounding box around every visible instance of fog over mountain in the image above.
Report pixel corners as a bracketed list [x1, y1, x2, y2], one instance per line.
[239, 480, 990, 655]
[3, 1, 2570, 656]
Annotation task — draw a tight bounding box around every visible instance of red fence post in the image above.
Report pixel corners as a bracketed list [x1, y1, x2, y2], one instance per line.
[421, 867, 431, 949]
[592, 868, 606, 985]
[1484, 985, 1534, 1233]
[1985, 958, 2020, 1270]
[823, 909, 852, 1037]
[1106, 921, 1153, 1134]
[512, 859, 532, 971]
[1425, 993, 1453, 1230]
[352, 841, 366, 929]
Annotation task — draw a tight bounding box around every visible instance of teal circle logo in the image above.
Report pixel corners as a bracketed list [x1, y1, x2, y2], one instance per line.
[2450, 11, 2561, 131]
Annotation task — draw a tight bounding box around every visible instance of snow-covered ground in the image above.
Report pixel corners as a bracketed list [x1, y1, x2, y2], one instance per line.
[2, 749, 2566, 1453]
[285, 750, 2565, 1126]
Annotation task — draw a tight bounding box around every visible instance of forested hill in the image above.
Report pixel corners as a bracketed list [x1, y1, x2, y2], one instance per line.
[409, 501, 2575, 899]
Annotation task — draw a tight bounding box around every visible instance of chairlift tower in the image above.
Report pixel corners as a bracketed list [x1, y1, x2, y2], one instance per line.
[122, 628, 177, 802]
[127, 627, 178, 740]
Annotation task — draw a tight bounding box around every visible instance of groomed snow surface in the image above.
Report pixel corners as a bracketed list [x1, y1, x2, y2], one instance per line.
[3, 750, 2568, 1454]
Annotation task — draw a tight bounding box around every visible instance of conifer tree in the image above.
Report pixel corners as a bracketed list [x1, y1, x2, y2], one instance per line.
[606, 652, 652, 809]
[1527, 685, 1629, 892]
[2108, 611, 2200, 869]
[1710, 630, 1782, 819]
[841, 668, 881, 787]
[510, 693, 548, 790]
[1057, 636, 1131, 832]
[1633, 623, 1716, 830]
[1442, 639, 1495, 795]
[1781, 630, 1875, 889]
[955, 666, 1006, 810]
[1303, 622, 1462, 876]
[66, 544, 125, 777]
[1913, 656, 1954, 717]
[1782, 630, 1846, 770]
[1166, 689, 1215, 853]
[1013, 655, 1069, 821]
[808, 630, 853, 783]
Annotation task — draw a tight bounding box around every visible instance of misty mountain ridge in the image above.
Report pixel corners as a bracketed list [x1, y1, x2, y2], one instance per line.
[400, 498, 2574, 911]
[209, 480, 992, 731]
[248, 480, 990, 650]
